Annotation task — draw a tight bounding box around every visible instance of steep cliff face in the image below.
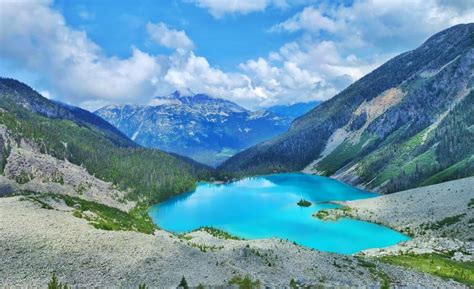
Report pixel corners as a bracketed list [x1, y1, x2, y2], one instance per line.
[220, 24, 474, 193]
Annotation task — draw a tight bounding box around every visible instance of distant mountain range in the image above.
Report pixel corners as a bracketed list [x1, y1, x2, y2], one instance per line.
[220, 23, 474, 193]
[95, 92, 318, 166]
[266, 101, 320, 120]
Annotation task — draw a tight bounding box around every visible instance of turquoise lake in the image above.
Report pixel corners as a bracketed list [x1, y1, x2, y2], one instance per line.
[149, 173, 409, 254]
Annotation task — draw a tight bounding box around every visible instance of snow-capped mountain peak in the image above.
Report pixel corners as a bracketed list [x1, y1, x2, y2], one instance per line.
[95, 93, 317, 166]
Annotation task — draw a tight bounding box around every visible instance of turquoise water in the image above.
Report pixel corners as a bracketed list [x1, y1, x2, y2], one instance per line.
[149, 173, 409, 254]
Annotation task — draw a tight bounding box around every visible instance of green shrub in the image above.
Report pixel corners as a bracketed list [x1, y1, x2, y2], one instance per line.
[314, 210, 329, 219]
[289, 278, 298, 289]
[42, 194, 157, 234]
[197, 226, 242, 240]
[380, 253, 474, 286]
[47, 273, 69, 289]
[229, 275, 260, 289]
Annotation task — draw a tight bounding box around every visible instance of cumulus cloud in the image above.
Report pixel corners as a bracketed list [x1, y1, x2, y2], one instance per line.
[0, 0, 161, 110]
[270, 6, 337, 33]
[189, 0, 288, 18]
[239, 40, 378, 106]
[1, 0, 473, 111]
[271, 0, 474, 50]
[147, 22, 194, 51]
[0, 0, 292, 110]
[253, 0, 474, 105]
[0, 0, 270, 109]
[160, 51, 269, 108]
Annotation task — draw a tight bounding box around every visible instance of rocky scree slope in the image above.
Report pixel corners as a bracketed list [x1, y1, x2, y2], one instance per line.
[95, 91, 296, 166]
[220, 23, 474, 193]
[0, 78, 213, 205]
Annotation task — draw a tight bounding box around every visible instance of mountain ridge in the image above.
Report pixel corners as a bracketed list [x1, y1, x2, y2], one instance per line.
[266, 101, 321, 120]
[0, 77, 212, 205]
[95, 91, 317, 166]
[220, 23, 474, 193]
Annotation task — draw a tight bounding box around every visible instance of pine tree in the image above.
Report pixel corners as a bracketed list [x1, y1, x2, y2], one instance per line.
[48, 273, 69, 289]
[178, 276, 189, 289]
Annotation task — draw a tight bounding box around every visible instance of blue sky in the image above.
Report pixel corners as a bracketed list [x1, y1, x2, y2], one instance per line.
[52, 0, 304, 70]
[1, 0, 473, 110]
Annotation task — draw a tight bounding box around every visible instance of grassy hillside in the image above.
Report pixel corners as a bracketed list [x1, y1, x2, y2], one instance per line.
[0, 78, 213, 205]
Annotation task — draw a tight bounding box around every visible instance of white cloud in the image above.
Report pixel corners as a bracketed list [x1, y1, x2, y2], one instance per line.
[270, 6, 337, 33]
[0, 0, 313, 110]
[239, 40, 375, 106]
[336, 0, 474, 50]
[272, 1, 474, 51]
[189, 0, 288, 18]
[146, 22, 194, 51]
[0, 1, 272, 109]
[1, 0, 473, 111]
[253, 0, 474, 105]
[0, 0, 162, 110]
[160, 51, 268, 108]
[77, 8, 95, 21]
[39, 90, 52, 99]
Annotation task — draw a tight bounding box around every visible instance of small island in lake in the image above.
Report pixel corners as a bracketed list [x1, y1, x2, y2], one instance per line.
[297, 198, 312, 207]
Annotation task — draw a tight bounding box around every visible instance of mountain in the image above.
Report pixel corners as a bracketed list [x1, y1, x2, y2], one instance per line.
[266, 101, 320, 120]
[95, 92, 293, 166]
[220, 23, 474, 193]
[0, 78, 212, 205]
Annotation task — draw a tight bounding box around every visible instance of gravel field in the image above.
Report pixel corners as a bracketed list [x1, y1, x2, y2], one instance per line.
[339, 177, 474, 261]
[344, 177, 474, 240]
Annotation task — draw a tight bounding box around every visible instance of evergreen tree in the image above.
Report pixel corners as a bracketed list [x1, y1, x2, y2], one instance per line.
[178, 276, 189, 289]
[47, 273, 69, 289]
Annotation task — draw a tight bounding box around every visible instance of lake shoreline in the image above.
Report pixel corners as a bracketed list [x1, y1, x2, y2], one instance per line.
[150, 173, 409, 254]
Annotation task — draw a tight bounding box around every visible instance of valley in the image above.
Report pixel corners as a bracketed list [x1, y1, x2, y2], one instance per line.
[0, 22, 473, 288]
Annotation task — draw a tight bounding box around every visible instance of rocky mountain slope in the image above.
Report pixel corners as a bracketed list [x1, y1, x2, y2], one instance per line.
[0, 78, 212, 205]
[220, 23, 474, 193]
[95, 92, 311, 166]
